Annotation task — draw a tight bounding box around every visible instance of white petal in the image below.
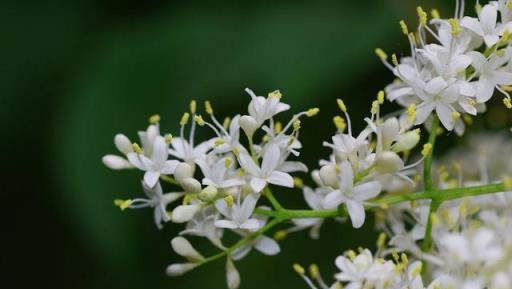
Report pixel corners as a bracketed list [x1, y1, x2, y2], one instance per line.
[267, 171, 294, 188]
[353, 181, 382, 201]
[127, 152, 147, 170]
[476, 77, 495, 102]
[231, 245, 252, 261]
[261, 143, 281, 175]
[240, 219, 261, 231]
[492, 71, 512, 85]
[467, 51, 487, 72]
[144, 171, 160, 188]
[279, 161, 308, 173]
[346, 200, 366, 229]
[151, 136, 168, 168]
[460, 16, 485, 36]
[425, 77, 447, 95]
[250, 178, 267, 193]
[102, 155, 133, 170]
[323, 190, 344, 209]
[114, 134, 133, 154]
[161, 160, 179, 174]
[339, 161, 354, 192]
[484, 34, 500, 47]
[238, 153, 261, 176]
[414, 101, 435, 125]
[480, 4, 497, 33]
[214, 220, 239, 229]
[436, 103, 455, 131]
[240, 193, 259, 221]
[254, 236, 280, 255]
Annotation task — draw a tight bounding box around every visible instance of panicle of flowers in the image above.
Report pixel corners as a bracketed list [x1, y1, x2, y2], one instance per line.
[103, 88, 318, 288]
[377, 0, 512, 135]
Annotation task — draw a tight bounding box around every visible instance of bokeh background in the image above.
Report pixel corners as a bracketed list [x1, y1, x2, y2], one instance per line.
[6, 0, 498, 288]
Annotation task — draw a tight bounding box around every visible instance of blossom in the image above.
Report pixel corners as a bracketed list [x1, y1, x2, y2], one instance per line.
[102, 133, 134, 170]
[334, 249, 395, 287]
[214, 193, 260, 231]
[460, 4, 504, 47]
[169, 137, 212, 164]
[467, 50, 512, 102]
[124, 181, 183, 229]
[245, 88, 290, 126]
[238, 143, 294, 193]
[127, 136, 179, 187]
[323, 161, 381, 228]
[196, 157, 245, 189]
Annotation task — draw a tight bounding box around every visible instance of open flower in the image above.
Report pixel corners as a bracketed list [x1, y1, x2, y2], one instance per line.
[460, 4, 506, 47]
[238, 143, 294, 193]
[323, 161, 381, 228]
[467, 50, 512, 103]
[127, 136, 179, 187]
[214, 193, 260, 231]
[245, 88, 290, 126]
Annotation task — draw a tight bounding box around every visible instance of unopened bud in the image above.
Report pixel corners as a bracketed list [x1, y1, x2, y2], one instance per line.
[171, 237, 204, 261]
[198, 185, 218, 201]
[166, 263, 197, 277]
[239, 115, 259, 138]
[375, 151, 404, 174]
[172, 204, 201, 223]
[174, 162, 194, 183]
[114, 134, 133, 154]
[181, 178, 202, 194]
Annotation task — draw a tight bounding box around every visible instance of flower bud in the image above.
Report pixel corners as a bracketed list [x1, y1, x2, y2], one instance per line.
[114, 134, 133, 154]
[171, 237, 204, 261]
[172, 204, 201, 223]
[375, 151, 404, 174]
[165, 263, 197, 277]
[198, 185, 218, 201]
[181, 178, 202, 194]
[393, 130, 420, 152]
[319, 164, 338, 187]
[145, 125, 160, 147]
[239, 115, 259, 138]
[102, 155, 133, 170]
[174, 162, 195, 183]
[226, 258, 240, 289]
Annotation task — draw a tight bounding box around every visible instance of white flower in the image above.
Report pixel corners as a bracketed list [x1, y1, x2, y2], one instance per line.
[230, 213, 280, 260]
[197, 157, 245, 189]
[334, 249, 395, 287]
[214, 193, 260, 231]
[127, 181, 183, 229]
[245, 88, 290, 126]
[460, 4, 504, 47]
[180, 207, 224, 249]
[171, 236, 204, 261]
[172, 204, 201, 223]
[226, 258, 241, 289]
[127, 136, 179, 187]
[169, 137, 212, 165]
[323, 161, 381, 228]
[238, 143, 294, 193]
[467, 50, 512, 102]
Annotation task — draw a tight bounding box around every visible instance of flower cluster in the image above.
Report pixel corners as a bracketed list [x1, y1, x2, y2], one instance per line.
[102, 1, 512, 289]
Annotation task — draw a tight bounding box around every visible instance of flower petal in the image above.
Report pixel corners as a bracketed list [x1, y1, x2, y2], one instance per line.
[261, 143, 281, 175]
[250, 178, 267, 193]
[346, 200, 366, 228]
[267, 171, 294, 188]
[353, 181, 381, 201]
[144, 171, 160, 188]
[254, 236, 280, 255]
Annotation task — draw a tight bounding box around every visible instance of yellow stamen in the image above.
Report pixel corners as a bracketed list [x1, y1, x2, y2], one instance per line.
[337, 99, 347, 112]
[399, 20, 409, 35]
[309, 264, 320, 279]
[431, 9, 440, 19]
[205, 100, 213, 115]
[307, 108, 320, 117]
[224, 157, 233, 168]
[377, 232, 387, 249]
[293, 120, 301, 130]
[190, 100, 197, 114]
[371, 100, 379, 114]
[224, 195, 234, 208]
[194, 115, 205, 126]
[417, 6, 428, 26]
[293, 177, 304, 188]
[407, 103, 416, 124]
[114, 199, 132, 210]
[503, 97, 512, 109]
[377, 91, 385, 104]
[448, 18, 461, 36]
[223, 117, 231, 129]
[375, 48, 388, 60]
[451, 111, 461, 120]
[268, 90, 282, 99]
[132, 143, 143, 154]
[293, 264, 305, 275]
[180, 112, 190, 126]
[164, 133, 173, 144]
[333, 116, 346, 132]
[421, 143, 432, 157]
[274, 121, 283, 133]
[273, 230, 287, 241]
[148, 114, 160, 124]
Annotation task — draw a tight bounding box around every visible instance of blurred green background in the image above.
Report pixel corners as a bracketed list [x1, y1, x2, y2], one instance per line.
[3, 0, 459, 288]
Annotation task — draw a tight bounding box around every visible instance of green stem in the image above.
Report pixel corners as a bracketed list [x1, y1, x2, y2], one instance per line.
[264, 187, 283, 210]
[253, 182, 506, 219]
[421, 199, 440, 252]
[423, 116, 439, 191]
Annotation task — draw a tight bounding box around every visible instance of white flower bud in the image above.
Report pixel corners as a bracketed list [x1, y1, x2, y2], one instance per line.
[172, 204, 201, 223]
[239, 115, 259, 138]
[145, 124, 160, 147]
[165, 263, 197, 277]
[226, 258, 240, 289]
[375, 151, 404, 174]
[319, 164, 338, 187]
[393, 130, 420, 152]
[198, 185, 218, 201]
[380, 118, 399, 148]
[174, 162, 194, 183]
[171, 237, 204, 261]
[114, 134, 133, 154]
[181, 178, 202, 194]
[102, 155, 133, 170]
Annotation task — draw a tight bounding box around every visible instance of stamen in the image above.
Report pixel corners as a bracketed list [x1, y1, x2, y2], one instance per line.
[399, 20, 409, 35]
[190, 100, 197, 115]
[204, 100, 213, 115]
[149, 114, 160, 124]
[132, 143, 143, 154]
[306, 108, 320, 117]
[375, 48, 388, 60]
[114, 199, 132, 210]
[180, 112, 190, 126]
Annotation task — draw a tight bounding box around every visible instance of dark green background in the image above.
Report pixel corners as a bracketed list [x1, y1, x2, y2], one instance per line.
[2, 0, 473, 288]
